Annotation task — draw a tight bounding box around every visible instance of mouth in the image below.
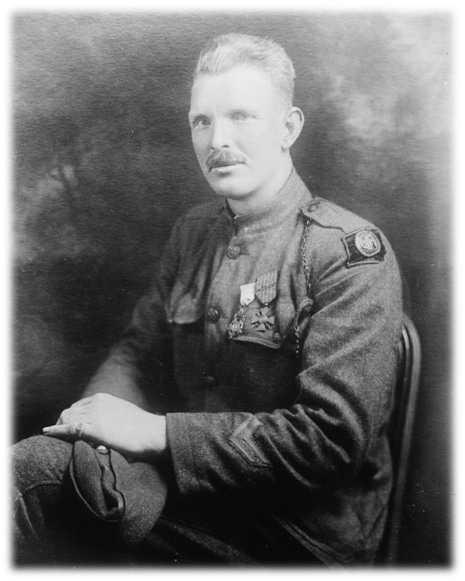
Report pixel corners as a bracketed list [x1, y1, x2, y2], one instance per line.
[205, 151, 246, 173]
[208, 161, 242, 173]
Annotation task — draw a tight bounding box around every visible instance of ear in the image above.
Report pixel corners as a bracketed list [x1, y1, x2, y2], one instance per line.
[281, 107, 304, 150]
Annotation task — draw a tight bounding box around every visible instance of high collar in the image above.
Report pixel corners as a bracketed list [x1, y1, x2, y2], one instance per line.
[224, 169, 313, 235]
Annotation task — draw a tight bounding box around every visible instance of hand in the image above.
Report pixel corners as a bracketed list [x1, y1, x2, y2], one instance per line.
[42, 393, 167, 459]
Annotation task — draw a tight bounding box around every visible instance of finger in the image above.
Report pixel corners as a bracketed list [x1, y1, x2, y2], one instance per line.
[43, 422, 90, 441]
[43, 423, 76, 440]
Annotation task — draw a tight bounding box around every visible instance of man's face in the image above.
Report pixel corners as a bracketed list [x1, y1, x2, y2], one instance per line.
[189, 64, 290, 206]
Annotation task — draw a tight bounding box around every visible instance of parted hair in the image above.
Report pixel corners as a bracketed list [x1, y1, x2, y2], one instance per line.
[194, 33, 295, 107]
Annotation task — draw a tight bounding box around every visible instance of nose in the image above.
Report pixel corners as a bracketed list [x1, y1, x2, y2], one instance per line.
[210, 119, 231, 150]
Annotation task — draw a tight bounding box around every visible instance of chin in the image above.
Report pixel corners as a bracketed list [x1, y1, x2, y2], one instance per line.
[207, 177, 250, 200]
[211, 186, 250, 200]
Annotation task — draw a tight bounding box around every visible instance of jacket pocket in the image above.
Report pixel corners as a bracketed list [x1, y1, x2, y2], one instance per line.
[166, 284, 207, 403]
[231, 297, 314, 353]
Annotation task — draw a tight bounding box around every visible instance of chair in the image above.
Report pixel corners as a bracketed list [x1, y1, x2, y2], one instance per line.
[377, 314, 422, 563]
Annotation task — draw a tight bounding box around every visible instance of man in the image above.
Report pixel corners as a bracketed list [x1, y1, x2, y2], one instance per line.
[13, 33, 403, 566]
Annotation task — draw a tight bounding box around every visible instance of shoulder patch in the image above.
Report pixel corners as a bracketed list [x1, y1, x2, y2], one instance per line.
[342, 228, 386, 267]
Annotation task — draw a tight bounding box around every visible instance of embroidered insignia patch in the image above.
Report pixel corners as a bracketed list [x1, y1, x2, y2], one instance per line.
[342, 228, 386, 267]
[355, 230, 382, 257]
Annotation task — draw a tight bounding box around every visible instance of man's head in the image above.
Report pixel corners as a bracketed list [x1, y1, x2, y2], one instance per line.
[189, 34, 304, 214]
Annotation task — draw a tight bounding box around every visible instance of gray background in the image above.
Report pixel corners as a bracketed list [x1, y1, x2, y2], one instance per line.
[13, 12, 451, 565]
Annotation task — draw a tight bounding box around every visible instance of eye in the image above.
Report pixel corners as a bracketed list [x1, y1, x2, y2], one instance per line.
[192, 117, 211, 129]
[232, 112, 252, 122]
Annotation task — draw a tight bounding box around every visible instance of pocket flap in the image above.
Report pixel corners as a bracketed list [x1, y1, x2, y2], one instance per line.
[166, 280, 204, 324]
[231, 300, 296, 349]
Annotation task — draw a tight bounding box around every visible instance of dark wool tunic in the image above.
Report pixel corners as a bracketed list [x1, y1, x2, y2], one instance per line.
[85, 169, 403, 566]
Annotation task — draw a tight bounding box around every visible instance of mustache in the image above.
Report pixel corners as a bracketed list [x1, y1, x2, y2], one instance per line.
[205, 150, 246, 171]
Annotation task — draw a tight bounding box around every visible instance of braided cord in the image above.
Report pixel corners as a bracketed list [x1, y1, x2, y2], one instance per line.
[300, 219, 312, 297]
[295, 219, 312, 357]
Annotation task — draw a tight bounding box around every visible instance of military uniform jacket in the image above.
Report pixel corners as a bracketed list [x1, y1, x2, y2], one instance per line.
[85, 170, 403, 566]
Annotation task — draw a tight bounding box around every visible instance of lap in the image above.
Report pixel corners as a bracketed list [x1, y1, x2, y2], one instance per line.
[132, 490, 323, 565]
[12, 436, 323, 566]
[133, 512, 323, 565]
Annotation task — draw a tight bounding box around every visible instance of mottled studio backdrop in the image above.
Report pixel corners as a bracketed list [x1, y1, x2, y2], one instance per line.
[13, 12, 451, 565]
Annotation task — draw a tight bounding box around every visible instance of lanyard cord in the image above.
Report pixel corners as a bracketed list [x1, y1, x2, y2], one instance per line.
[300, 219, 312, 297]
[295, 219, 312, 357]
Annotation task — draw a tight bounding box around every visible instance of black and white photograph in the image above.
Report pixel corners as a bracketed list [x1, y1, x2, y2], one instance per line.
[8, 2, 453, 570]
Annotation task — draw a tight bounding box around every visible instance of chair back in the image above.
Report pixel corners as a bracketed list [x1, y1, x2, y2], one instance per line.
[378, 314, 421, 563]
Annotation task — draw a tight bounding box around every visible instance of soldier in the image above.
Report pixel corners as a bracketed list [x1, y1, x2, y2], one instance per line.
[13, 33, 403, 566]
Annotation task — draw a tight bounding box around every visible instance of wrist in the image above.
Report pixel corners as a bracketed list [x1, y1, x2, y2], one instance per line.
[145, 414, 168, 457]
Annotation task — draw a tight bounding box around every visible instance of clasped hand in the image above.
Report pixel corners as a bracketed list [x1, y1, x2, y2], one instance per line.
[43, 393, 167, 459]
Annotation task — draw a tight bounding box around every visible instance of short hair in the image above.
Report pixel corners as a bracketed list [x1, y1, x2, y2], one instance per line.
[194, 33, 295, 107]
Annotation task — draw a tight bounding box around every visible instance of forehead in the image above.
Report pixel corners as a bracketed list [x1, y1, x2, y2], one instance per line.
[190, 64, 280, 113]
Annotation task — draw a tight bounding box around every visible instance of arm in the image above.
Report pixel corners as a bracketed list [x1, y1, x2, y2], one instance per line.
[43, 291, 174, 456]
[78, 292, 176, 411]
[165, 227, 403, 498]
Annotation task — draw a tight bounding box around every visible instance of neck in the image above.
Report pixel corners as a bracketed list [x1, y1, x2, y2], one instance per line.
[227, 157, 294, 216]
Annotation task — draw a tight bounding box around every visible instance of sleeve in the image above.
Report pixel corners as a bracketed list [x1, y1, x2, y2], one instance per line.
[81, 217, 185, 412]
[166, 226, 403, 498]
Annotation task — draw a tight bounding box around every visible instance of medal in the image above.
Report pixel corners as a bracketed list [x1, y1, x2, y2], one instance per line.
[228, 282, 255, 339]
[228, 307, 246, 338]
[228, 273, 280, 338]
[255, 271, 278, 306]
[252, 271, 278, 333]
[240, 282, 255, 307]
[251, 308, 276, 333]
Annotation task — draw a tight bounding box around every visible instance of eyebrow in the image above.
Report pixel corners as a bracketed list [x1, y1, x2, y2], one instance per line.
[230, 107, 257, 115]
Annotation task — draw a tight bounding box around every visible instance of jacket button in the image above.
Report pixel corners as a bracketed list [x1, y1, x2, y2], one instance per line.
[205, 307, 220, 323]
[226, 245, 241, 259]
